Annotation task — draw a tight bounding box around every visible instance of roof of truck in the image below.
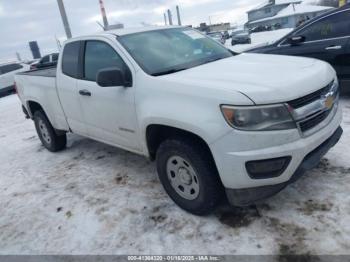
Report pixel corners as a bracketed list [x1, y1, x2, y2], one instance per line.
[63, 25, 188, 44]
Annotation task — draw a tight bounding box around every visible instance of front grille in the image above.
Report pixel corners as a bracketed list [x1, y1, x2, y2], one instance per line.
[299, 110, 331, 133]
[288, 82, 332, 109]
[287, 80, 338, 135]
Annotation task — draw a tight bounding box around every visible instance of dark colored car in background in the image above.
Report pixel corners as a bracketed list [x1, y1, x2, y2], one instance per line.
[247, 5, 350, 90]
[30, 53, 59, 70]
[249, 25, 272, 33]
[231, 30, 251, 46]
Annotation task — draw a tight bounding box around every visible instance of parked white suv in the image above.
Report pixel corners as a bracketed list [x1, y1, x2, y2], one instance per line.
[0, 62, 29, 96]
[15, 26, 342, 215]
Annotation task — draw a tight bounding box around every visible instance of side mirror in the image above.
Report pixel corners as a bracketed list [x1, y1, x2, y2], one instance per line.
[96, 67, 126, 87]
[288, 35, 305, 46]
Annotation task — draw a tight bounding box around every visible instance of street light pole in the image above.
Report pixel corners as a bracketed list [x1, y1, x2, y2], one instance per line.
[56, 0, 72, 39]
[176, 5, 182, 26]
[99, 0, 109, 30]
[164, 13, 167, 25]
[167, 9, 173, 25]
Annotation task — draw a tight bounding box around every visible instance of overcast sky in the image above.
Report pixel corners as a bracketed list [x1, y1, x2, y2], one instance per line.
[0, 0, 264, 62]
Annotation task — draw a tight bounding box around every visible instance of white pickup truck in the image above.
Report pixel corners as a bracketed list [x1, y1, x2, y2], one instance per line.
[15, 26, 342, 215]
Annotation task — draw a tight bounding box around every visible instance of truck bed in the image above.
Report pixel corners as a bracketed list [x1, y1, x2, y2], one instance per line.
[17, 67, 56, 78]
[15, 65, 70, 132]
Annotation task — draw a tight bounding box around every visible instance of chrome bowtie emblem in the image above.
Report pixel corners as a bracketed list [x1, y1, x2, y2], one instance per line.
[324, 95, 334, 110]
[322, 87, 335, 110]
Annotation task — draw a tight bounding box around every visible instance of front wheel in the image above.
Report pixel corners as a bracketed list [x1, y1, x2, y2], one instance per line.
[156, 138, 224, 215]
[34, 110, 67, 152]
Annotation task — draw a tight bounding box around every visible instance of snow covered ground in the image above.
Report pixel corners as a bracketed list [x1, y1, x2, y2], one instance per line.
[226, 28, 294, 53]
[0, 93, 350, 255]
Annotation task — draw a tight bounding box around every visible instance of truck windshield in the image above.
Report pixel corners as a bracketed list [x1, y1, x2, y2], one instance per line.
[118, 28, 233, 76]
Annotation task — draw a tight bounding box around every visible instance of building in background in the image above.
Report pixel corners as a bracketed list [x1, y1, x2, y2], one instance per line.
[246, 0, 333, 30]
[195, 22, 231, 33]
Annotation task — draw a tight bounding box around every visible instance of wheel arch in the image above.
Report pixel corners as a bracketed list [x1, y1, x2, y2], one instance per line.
[26, 100, 45, 119]
[145, 124, 218, 172]
[26, 100, 66, 135]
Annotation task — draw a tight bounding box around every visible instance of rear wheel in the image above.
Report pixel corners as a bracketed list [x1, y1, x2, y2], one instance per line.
[156, 138, 224, 215]
[33, 110, 66, 152]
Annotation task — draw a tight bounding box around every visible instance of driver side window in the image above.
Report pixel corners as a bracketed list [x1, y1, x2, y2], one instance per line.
[297, 10, 350, 42]
[83, 40, 129, 82]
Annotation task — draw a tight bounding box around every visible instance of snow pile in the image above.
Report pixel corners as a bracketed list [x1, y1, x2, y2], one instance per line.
[250, 0, 302, 12]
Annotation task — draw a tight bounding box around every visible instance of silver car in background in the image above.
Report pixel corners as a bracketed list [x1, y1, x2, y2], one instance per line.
[0, 62, 29, 96]
[207, 32, 226, 45]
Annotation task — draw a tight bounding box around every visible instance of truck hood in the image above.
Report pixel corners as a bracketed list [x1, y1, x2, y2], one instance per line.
[162, 53, 334, 104]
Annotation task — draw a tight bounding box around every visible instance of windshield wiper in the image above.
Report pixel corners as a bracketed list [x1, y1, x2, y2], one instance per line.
[151, 67, 189, 76]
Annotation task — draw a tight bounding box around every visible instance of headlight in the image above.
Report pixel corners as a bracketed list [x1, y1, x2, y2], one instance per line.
[221, 104, 296, 131]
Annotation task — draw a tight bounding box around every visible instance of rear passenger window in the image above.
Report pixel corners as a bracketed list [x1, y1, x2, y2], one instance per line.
[83, 41, 128, 82]
[299, 10, 350, 42]
[62, 41, 80, 78]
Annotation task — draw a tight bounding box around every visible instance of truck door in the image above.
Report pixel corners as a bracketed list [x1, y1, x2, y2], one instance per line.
[56, 41, 88, 136]
[76, 39, 140, 151]
[274, 9, 350, 79]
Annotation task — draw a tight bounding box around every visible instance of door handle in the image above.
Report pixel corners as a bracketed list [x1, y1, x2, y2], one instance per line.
[325, 45, 342, 50]
[79, 89, 92, 96]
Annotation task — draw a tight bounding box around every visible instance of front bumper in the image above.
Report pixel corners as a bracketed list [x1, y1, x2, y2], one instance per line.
[225, 126, 343, 206]
[210, 102, 342, 205]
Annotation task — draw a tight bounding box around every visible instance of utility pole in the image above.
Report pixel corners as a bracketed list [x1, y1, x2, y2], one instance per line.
[55, 35, 62, 50]
[56, 0, 72, 39]
[167, 9, 173, 25]
[16, 52, 21, 61]
[176, 5, 182, 26]
[99, 0, 109, 30]
[164, 13, 167, 25]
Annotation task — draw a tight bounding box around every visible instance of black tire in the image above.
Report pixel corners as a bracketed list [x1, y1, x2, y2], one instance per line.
[156, 138, 224, 215]
[33, 110, 67, 152]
